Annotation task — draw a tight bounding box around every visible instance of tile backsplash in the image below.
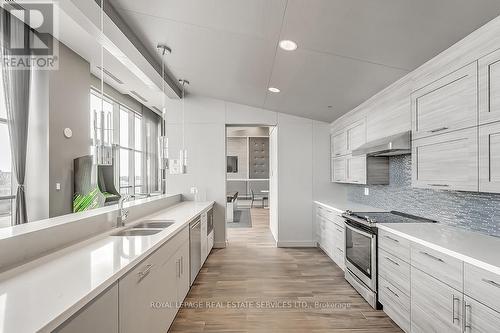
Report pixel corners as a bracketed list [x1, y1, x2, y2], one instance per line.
[347, 155, 500, 237]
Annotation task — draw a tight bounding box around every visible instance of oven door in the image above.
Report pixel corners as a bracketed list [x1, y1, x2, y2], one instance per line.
[345, 222, 377, 291]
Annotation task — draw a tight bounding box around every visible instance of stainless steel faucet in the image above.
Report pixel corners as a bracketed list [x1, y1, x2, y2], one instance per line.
[117, 195, 133, 228]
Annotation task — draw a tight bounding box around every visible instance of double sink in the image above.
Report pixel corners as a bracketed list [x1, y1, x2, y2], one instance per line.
[112, 220, 176, 237]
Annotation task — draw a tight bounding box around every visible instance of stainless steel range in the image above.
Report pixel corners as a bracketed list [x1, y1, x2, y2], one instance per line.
[342, 210, 436, 309]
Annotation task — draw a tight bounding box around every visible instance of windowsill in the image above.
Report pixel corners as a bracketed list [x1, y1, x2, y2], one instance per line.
[0, 194, 174, 241]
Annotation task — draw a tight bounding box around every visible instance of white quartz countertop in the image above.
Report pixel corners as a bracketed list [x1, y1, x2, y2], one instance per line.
[0, 200, 214, 333]
[378, 223, 500, 275]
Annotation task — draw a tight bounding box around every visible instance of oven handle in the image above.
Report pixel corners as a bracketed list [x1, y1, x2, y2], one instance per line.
[345, 222, 375, 238]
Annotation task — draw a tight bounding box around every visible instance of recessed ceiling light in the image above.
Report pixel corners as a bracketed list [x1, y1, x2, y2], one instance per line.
[268, 87, 280, 93]
[279, 40, 298, 51]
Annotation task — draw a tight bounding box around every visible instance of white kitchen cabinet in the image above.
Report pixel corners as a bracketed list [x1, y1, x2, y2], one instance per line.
[315, 204, 345, 271]
[201, 212, 208, 263]
[411, 267, 462, 333]
[175, 241, 190, 303]
[346, 155, 366, 184]
[346, 120, 366, 154]
[411, 62, 478, 140]
[464, 296, 500, 333]
[479, 121, 500, 193]
[412, 127, 478, 191]
[479, 48, 500, 125]
[119, 227, 190, 333]
[331, 131, 347, 157]
[331, 156, 347, 182]
[55, 284, 118, 333]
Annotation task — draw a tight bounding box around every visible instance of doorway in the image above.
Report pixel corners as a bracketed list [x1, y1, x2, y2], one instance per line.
[225, 126, 275, 238]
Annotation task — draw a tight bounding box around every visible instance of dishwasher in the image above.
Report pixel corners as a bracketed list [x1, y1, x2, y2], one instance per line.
[189, 217, 201, 285]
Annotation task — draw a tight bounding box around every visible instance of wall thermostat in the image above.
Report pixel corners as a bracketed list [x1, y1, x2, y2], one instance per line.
[63, 128, 73, 139]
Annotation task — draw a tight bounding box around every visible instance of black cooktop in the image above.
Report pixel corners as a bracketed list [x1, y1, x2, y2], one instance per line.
[344, 210, 437, 225]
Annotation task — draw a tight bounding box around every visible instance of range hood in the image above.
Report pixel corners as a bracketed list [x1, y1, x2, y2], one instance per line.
[352, 131, 411, 156]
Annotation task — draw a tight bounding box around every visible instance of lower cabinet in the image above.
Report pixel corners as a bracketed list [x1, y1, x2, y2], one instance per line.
[54, 284, 119, 333]
[208, 230, 214, 253]
[315, 204, 345, 270]
[119, 232, 188, 333]
[464, 296, 500, 333]
[379, 277, 410, 333]
[411, 267, 462, 333]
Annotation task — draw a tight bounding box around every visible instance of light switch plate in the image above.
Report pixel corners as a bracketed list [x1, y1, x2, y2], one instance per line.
[56, 183, 61, 191]
[364, 187, 369, 196]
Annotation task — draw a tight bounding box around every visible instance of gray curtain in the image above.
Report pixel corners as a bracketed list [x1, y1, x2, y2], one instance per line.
[1, 10, 31, 224]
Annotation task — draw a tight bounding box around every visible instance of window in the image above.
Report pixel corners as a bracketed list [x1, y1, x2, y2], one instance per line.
[90, 90, 159, 198]
[0, 81, 13, 227]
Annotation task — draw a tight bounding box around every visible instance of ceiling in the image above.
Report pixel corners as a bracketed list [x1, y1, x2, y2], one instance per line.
[109, 0, 500, 122]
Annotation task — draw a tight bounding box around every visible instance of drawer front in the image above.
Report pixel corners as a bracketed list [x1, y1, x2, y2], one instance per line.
[465, 296, 500, 333]
[464, 263, 500, 312]
[411, 243, 463, 291]
[378, 229, 410, 262]
[411, 62, 478, 140]
[379, 277, 410, 333]
[379, 248, 410, 296]
[412, 127, 479, 192]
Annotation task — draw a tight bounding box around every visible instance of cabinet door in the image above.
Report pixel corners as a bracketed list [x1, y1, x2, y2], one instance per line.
[479, 48, 500, 125]
[346, 155, 366, 184]
[464, 296, 500, 333]
[479, 122, 500, 193]
[331, 157, 347, 182]
[412, 127, 478, 191]
[411, 62, 477, 140]
[55, 284, 118, 333]
[331, 131, 347, 157]
[411, 267, 462, 333]
[119, 251, 178, 333]
[346, 120, 366, 154]
[176, 242, 190, 304]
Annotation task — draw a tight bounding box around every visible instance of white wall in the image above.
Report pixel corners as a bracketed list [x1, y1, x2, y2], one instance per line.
[165, 95, 336, 247]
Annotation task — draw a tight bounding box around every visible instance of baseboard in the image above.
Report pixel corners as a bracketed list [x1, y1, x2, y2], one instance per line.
[276, 241, 316, 248]
[213, 241, 226, 249]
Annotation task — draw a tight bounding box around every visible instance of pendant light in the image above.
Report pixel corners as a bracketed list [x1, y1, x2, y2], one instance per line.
[157, 44, 171, 192]
[178, 79, 189, 174]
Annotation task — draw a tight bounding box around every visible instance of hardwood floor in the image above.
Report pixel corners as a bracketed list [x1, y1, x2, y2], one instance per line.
[169, 208, 402, 332]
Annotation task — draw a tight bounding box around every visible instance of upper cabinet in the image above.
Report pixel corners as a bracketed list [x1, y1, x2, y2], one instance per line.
[331, 131, 347, 157]
[411, 62, 478, 140]
[479, 121, 500, 193]
[479, 48, 500, 125]
[346, 120, 366, 154]
[412, 127, 478, 191]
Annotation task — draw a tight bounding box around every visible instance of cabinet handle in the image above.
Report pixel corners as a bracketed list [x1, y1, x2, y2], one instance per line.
[465, 302, 471, 331]
[336, 228, 343, 233]
[138, 264, 153, 280]
[384, 235, 399, 243]
[386, 286, 399, 298]
[429, 126, 449, 133]
[420, 251, 445, 263]
[176, 259, 180, 278]
[482, 278, 500, 288]
[451, 295, 460, 323]
[180, 256, 184, 275]
[385, 257, 400, 266]
[429, 183, 450, 187]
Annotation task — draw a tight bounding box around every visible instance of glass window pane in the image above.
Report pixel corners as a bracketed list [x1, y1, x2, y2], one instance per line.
[135, 152, 142, 187]
[120, 109, 129, 147]
[134, 115, 142, 150]
[120, 149, 129, 193]
[0, 198, 12, 227]
[0, 123, 12, 197]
